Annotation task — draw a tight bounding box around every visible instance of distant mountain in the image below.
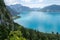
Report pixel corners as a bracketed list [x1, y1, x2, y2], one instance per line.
[31, 8, 41, 11]
[7, 4, 41, 14]
[40, 5, 60, 12]
[7, 4, 60, 13]
[9, 4, 31, 13]
[6, 6, 19, 16]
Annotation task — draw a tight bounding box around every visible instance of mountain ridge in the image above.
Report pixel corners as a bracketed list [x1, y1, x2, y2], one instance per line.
[40, 5, 60, 12]
[7, 4, 60, 13]
[8, 4, 31, 12]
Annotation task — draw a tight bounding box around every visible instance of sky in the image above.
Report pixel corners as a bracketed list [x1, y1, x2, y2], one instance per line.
[4, 0, 60, 8]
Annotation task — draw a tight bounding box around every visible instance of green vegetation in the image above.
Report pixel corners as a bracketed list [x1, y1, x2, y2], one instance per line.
[12, 23, 60, 40]
[9, 31, 26, 40]
[12, 16, 21, 20]
[0, 0, 13, 40]
[0, 0, 60, 40]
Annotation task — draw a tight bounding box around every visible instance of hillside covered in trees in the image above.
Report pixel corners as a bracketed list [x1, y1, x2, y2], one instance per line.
[0, 0, 60, 40]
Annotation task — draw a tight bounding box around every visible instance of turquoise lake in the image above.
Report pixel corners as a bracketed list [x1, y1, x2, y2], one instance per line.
[14, 11, 60, 33]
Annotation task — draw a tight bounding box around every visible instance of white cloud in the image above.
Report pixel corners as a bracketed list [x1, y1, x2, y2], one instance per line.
[4, 0, 60, 8]
[4, 0, 19, 5]
[21, 3, 45, 8]
[4, 0, 45, 8]
[21, 0, 31, 2]
[21, 0, 44, 3]
[39, 0, 44, 2]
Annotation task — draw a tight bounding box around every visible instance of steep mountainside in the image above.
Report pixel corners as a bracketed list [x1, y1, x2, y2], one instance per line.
[0, 0, 14, 40]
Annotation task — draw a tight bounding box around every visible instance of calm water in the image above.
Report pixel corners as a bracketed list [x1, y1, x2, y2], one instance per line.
[14, 11, 60, 33]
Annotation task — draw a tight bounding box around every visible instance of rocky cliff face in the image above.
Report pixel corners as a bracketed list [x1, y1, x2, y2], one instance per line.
[0, 0, 14, 39]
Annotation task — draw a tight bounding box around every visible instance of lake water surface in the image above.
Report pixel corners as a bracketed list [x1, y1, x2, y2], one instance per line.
[14, 11, 60, 33]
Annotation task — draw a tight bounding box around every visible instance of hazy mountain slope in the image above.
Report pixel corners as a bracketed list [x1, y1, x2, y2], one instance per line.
[40, 5, 60, 12]
[6, 6, 19, 16]
[9, 4, 31, 13]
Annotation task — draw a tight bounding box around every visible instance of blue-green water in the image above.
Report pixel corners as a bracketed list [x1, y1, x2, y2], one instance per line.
[14, 11, 60, 33]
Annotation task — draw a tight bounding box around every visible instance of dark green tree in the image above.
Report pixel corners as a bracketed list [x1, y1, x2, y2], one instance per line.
[56, 32, 60, 40]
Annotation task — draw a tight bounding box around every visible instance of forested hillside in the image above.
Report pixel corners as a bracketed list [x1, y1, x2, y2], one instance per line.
[0, 0, 14, 40]
[0, 0, 60, 40]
